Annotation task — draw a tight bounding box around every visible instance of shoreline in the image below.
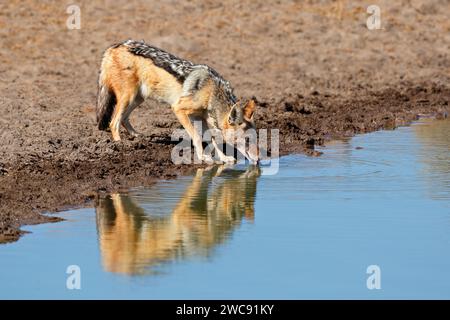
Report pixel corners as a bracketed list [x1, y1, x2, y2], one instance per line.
[1, 84, 448, 243]
[1, 1, 450, 243]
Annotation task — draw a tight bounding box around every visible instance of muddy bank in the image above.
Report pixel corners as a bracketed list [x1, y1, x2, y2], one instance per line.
[257, 84, 450, 155]
[1, 0, 450, 242]
[1, 83, 448, 243]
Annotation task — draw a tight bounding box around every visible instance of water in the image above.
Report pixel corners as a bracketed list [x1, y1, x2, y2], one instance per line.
[0, 119, 449, 299]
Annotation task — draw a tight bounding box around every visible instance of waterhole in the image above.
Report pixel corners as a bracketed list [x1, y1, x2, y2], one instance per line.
[1, 118, 449, 299]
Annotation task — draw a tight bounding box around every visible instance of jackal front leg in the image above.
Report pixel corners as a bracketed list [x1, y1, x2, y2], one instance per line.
[211, 137, 235, 163]
[172, 97, 213, 164]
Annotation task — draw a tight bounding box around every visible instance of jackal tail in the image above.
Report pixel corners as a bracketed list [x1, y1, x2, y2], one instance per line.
[96, 77, 116, 131]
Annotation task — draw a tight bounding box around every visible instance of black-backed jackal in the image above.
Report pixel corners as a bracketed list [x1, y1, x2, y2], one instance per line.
[96, 40, 259, 163]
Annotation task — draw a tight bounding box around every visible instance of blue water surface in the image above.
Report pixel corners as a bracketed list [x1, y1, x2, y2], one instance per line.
[0, 119, 449, 299]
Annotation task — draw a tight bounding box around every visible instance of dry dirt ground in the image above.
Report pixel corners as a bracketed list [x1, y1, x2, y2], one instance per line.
[0, 0, 449, 242]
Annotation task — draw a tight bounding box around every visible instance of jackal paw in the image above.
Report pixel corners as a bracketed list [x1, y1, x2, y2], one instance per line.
[126, 130, 141, 138]
[219, 155, 236, 163]
[200, 154, 215, 164]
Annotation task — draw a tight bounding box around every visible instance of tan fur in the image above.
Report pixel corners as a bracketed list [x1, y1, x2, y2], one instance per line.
[97, 43, 259, 163]
[101, 47, 215, 133]
[99, 46, 214, 157]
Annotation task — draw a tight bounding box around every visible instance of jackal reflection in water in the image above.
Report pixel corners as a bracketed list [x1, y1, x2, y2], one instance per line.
[95, 165, 260, 275]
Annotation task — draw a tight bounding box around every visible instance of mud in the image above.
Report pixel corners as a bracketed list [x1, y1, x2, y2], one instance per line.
[0, 0, 449, 242]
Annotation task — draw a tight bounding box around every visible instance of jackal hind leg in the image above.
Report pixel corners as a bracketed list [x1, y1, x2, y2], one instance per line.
[109, 98, 127, 142]
[121, 95, 143, 137]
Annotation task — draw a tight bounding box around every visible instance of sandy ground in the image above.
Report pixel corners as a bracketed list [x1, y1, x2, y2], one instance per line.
[0, 0, 449, 242]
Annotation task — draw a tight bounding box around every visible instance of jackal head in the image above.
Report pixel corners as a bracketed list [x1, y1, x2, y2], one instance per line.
[222, 99, 259, 164]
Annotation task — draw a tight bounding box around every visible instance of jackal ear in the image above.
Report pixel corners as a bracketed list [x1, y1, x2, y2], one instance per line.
[243, 99, 256, 121]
